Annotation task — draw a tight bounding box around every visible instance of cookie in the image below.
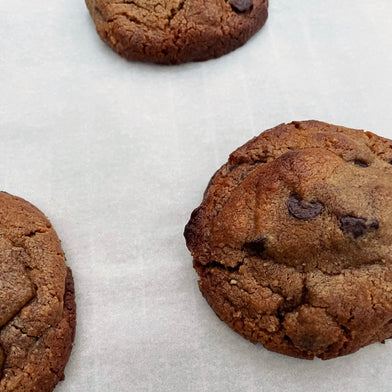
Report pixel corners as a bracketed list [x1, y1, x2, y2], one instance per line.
[85, 0, 268, 64]
[0, 192, 76, 391]
[184, 120, 392, 359]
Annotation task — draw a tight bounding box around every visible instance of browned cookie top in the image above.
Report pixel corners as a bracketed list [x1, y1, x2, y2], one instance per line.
[85, 0, 268, 64]
[185, 121, 392, 359]
[0, 192, 75, 391]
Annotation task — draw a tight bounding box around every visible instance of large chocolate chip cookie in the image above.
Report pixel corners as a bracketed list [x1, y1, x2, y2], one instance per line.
[0, 192, 76, 390]
[185, 120, 392, 359]
[85, 0, 268, 64]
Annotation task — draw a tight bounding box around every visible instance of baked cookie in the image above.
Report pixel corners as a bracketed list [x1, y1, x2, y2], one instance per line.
[184, 120, 392, 359]
[85, 0, 268, 64]
[0, 192, 76, 391]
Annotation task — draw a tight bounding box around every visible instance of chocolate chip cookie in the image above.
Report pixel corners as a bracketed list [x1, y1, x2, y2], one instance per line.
[0, 192, 76, 390]
[184, 120, 392, 359]
[85, 0, 268, 64]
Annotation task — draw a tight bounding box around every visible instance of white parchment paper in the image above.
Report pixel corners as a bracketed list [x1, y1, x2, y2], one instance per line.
[1, 0, 392, 391]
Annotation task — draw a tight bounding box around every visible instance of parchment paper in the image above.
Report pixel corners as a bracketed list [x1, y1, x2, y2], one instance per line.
[1, 0, 392, 390]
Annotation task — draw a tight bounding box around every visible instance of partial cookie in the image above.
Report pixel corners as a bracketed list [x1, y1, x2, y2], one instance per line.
[184, 121, 392, 359]
[0, 192, 76, 391]
[85, 0, 268, 64]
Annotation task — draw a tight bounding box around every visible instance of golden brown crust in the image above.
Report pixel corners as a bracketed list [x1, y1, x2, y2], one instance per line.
[85, 0, 268, 64]
[185, 121, 392, 359]
[0, 192, 76, 391]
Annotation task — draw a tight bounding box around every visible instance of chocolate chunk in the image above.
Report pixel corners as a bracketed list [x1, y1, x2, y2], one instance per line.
[354, 160, 369, 167]
[287, 195, 323, 221]
[244, 236, 266, 254]
[230, 0, 253, 12]
[340, 216, 379, 238]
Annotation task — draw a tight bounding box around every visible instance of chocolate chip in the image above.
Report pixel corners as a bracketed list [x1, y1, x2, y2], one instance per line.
[340, 216, 367, 238]
[230, 0, 253, 12]
[353, 160, 369, 167]
[244, 237, 266, 254]
[287, 194, 323, 221]
[339, 216, 379, 238]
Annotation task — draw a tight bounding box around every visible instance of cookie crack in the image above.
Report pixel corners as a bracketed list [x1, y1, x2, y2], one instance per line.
[107, 12, 142, 25]
[5, 322, 40, 341]
[25, 228, 48, 238]
[117, 0, 149, 11]
[168, 0, 186, 24]
[281, 302, 352, 359]
[201, 260, 244, 273]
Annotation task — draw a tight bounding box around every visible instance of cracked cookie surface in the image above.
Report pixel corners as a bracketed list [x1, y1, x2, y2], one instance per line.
[0, 192, 76, 391]
[184, 120, 392, 359]
[85, 0, 268, 64]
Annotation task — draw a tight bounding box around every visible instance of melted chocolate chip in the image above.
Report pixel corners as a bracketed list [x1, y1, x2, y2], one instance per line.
[340, 216, 367, 238]
[340, 216, 379, 238]
[244, 237, 266, 254]
[230, 0, 253, 12]
[353, 160, 369, 167]
[287, 195, 324, 221]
